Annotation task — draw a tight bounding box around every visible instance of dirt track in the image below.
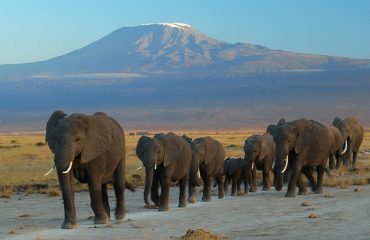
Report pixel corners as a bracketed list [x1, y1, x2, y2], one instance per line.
[1, 185, 369, 240]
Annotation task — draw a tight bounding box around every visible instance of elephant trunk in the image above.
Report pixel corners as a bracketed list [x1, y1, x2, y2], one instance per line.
[274, 148, 287, 191]
[55, 147, 76, 228]
[189, 155, 201, 186]
[144, 167, 153, 205]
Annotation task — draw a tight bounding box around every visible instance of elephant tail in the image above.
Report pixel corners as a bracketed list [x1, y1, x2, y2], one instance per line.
[125, 181, 136, 192]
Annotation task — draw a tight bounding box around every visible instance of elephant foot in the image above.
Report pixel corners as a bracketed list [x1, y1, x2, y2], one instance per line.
[249, 188, 257, 193]
[158, 206, 169, 211]
[262, 186, 271, 191]
[178, 202, 187, 208]
[285, 192, 296, 197]
[202, 196, 211, 202]
[94, 216, 109, 225]
[218, 192, 224, 199]
[298, 190, 308, 195]
[314, 188, 323, 194]
[61, 220, 78, 229]
[188, 197, 196, 203]
[115, 208, 125, 220]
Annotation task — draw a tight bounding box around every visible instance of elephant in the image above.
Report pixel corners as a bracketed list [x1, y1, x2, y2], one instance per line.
[244, 133, 276, 192]
[135, 132, 192, 211]
[266, 118, 286, 136]
[188, 137, 225, 203]
[332, 117, 364, 169]
[273, 118, 331, 197]
[326, 125, 345, 170]
[223, 157, 249, 196]
[45, 111, 134, 229]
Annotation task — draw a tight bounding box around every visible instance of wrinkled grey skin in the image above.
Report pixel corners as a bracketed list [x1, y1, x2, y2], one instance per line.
[223, 157, 249, 196]
[188, 137, 225, 203]
[244, 133, 276, 192]
[46, 111, 134, 229]
[266, 118, 286, 136]
[273, 118, 330, 197]
[136, 132, 191, 211]
[332, 117, 364, 169]
[326, 125, 344, 170]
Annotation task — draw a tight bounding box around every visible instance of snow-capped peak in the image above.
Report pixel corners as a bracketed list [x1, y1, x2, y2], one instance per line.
[141, 23, 192, 29]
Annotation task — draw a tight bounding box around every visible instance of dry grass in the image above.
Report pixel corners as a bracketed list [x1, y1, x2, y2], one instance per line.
[0, 130, 369, 197]
[178, 229, 225, 240]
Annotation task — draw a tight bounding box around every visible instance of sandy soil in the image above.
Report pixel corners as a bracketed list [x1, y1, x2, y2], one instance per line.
[1, 185, 369, 240]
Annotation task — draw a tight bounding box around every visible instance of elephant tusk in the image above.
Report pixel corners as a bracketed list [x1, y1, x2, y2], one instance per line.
[43, 165, 55, 176]
[154, 163, 157, 170]
[341, 140, 347, 155]
[281, 156, 289, 173]
[251, 162, 254, 170]
[136, 165, 143, 170]
[272, 161, 275, 170]
[197, 167, 201, 178]
[62, 161, 73, 174]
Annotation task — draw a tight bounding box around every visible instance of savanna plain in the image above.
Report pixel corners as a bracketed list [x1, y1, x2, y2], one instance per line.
[1, 130, 370, 239]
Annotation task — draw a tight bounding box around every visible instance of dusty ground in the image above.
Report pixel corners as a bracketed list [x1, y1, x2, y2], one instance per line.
[1, 184, 369, 240]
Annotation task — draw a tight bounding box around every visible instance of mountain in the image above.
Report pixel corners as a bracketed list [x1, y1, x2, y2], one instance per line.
[0, 23, 370, 131]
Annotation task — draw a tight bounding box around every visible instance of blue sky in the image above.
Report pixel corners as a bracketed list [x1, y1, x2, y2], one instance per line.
[1, 0, 369, 64]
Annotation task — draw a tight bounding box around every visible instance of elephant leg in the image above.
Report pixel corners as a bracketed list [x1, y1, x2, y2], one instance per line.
[188, 182, 196, 203]
[243, 177, 248, 194]
[102, 184, 110, 219]
[297, 173, 307, 195]
[58, 171, 78, 229]
[215, 173, 224, 199]
[231, 175, 237, 196]
[249, 167, 257, 192]
[352, 152, 358, 169]
[286, 158, 303, 197]
[328, 153, 335, 170]
[224, 176, 229, 195]
[315, 164, 325, 194]
[202, 169, 212, 202]
[112, 160, 125, 220]
[178, 176, 187, 208]
[151, 170, 160, 206]
[88, 178, 108, 224]
[301, 166, 317, 192]
[159, 171, 170, 211]
[262, 167, 271, 191]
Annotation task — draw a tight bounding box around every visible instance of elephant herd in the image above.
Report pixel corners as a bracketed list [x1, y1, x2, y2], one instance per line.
[44, 111, 364, 229]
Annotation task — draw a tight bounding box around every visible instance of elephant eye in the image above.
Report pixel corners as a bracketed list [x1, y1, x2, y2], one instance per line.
[76, 137, 81, 142]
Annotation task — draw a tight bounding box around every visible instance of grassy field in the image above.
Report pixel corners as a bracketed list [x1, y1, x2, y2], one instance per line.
[1, 130, 369, 198]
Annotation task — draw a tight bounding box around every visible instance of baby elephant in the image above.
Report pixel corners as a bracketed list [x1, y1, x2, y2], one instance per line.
[223, 157, 249, 196]
[244, 133, 276, 192]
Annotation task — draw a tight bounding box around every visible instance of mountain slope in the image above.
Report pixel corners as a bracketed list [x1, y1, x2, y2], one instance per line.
[0, 23, 369, 80]
[0, 23, 370, 131]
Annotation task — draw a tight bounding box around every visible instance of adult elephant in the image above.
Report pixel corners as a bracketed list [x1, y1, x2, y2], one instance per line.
[273, 118, 330, 197]
[332, 117, 364, 169]
[188, 137, 225, 203]
[326, 125, 344, 170]
[45, 111, 134, 229]
[223, 157, 248, 196]
[135, 132, 191, 211]
[244, 133, 276, 192]
[266, 118, 286, 136]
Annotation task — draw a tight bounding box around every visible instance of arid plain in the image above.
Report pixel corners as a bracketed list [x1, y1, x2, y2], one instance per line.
[1, 130, 370, 239]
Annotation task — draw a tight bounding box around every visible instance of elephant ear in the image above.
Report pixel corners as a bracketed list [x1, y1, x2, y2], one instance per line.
[136, 136, 151, 161]
[259, 140, 269, 161]
[204, 138, 217, 165]
[81, 113, 112, 163]
[332, 117, 342, 127]
[46, 110, 67, 153]
[295, 129, 312, 154]
[160, 133, 183, 167]
[277, 118, 286, 126]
